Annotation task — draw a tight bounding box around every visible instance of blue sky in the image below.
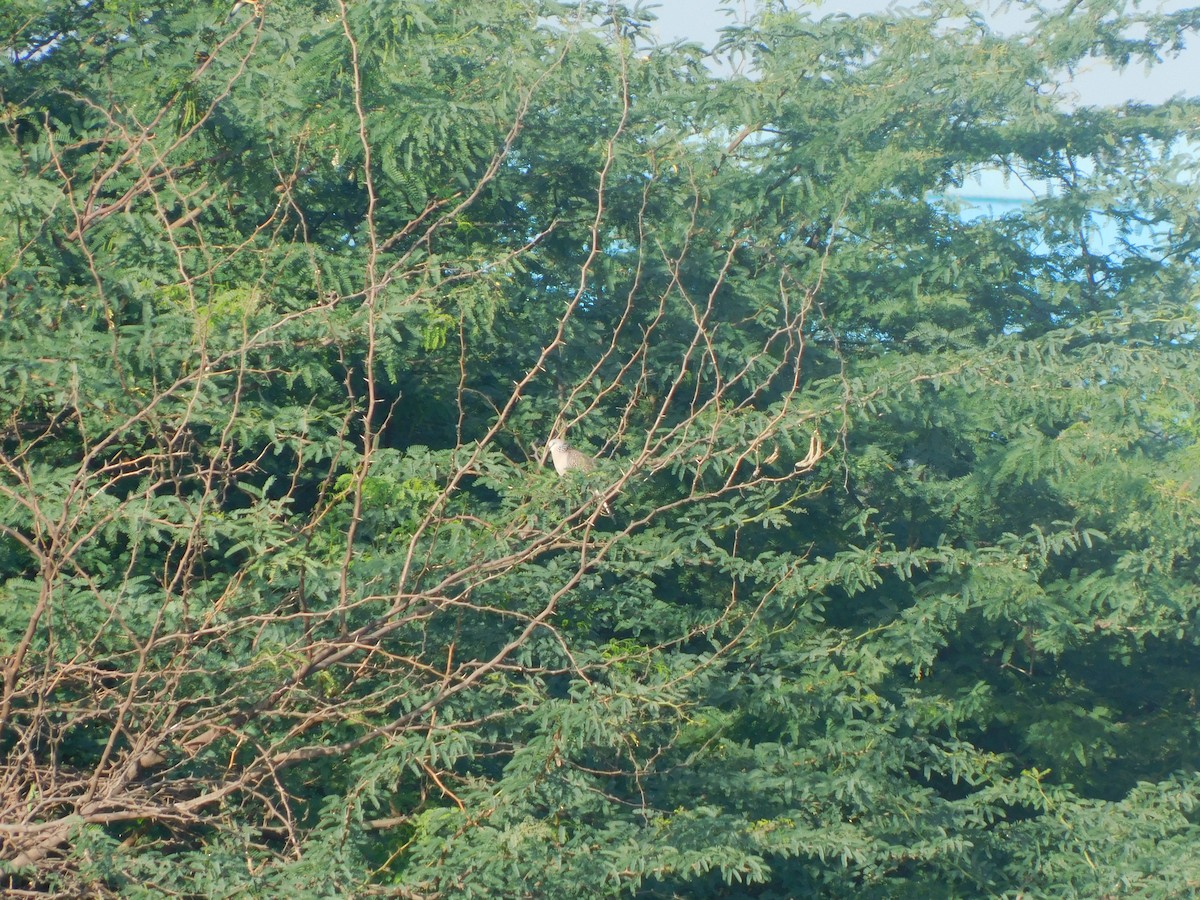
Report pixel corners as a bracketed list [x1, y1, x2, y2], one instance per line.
[647, 0, 1200, 106]
[645, 1, 1198, 207]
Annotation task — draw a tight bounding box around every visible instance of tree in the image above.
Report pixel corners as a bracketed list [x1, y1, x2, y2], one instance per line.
[2, 0, 1199, 896]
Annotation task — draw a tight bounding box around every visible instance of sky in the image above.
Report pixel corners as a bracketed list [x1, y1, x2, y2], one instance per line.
[643, 0, 1197, 208]
[645, 0, 1200, 106]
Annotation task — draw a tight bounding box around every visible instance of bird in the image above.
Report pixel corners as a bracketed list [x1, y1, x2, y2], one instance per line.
[547, 438, 611, 515]
[226, 0, 264, 22]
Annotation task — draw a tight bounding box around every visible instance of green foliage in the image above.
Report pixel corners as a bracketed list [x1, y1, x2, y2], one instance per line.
[2, 0, 1199, 896]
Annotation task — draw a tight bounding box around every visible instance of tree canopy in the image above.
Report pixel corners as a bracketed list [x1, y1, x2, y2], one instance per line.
[2, 0, 1199, 896]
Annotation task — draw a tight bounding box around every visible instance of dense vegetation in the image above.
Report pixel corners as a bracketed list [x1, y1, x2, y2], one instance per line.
[2, 0, 1199, 895]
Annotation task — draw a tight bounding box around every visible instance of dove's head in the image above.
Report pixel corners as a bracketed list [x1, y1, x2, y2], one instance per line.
[547, 438, 569, 453]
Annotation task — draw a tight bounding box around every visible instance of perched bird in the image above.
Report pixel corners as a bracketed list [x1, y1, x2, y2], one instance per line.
[547, 438, 611, 515]
[226, 0, 263, 22]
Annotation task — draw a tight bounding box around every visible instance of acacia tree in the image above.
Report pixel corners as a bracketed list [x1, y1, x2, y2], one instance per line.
[2, 0, 1199, 896]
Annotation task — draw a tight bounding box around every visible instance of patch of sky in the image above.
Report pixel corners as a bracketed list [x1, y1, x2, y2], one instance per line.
[942, 165, 1168, 257]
